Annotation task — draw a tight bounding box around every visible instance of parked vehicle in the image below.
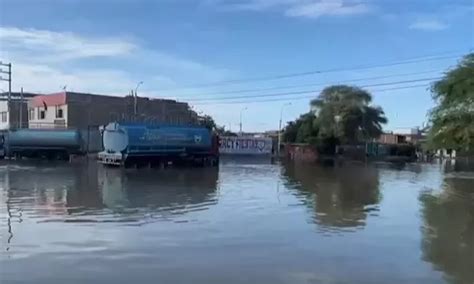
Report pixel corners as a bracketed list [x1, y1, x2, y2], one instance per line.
[98, 122, 219, 167]
[0, 129, 83, 160]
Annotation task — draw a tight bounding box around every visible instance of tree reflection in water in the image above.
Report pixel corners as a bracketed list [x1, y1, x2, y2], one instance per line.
[282, 162, 381, 232]
[419, 177, 474, 284]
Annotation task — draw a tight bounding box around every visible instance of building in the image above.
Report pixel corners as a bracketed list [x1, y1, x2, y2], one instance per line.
[378, 133, 408, 144]
[27, 91, 198, 129]
[378, 128, 426, 145]
[0, 92, 39, 130]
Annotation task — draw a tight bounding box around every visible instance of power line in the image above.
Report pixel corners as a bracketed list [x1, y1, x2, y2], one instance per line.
[185, 76, 440, 102]
[193, 84, 430, 105]
[167, 69, 441, 99]
[157, 51, 466, 91]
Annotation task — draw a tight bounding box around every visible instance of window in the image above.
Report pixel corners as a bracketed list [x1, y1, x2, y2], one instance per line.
[56, 106, 63, 118]
[38, 108, 46, 120]
[1, 112, 7, 123]
[29, 108, 34, 120]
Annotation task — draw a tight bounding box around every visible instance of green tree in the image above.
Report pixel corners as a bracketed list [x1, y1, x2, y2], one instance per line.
[311, 85, 387, 144]
[296, 113, 319, 144]
[198, 115, 217, 130]
[283, 113, 318, 143]
[283, 120, 300, 143]
[283, 85, 387, 155]
[428, 53, 474, 151]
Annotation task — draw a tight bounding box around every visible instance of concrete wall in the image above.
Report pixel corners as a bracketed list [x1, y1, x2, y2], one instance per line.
[66, 93, 198, 128]
[284, 144, 319, 162]
[135, 97, 197, 125]
[66, 93, 127, 129]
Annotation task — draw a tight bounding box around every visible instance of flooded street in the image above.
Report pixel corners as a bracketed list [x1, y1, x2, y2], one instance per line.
[1, 160, 473, 284]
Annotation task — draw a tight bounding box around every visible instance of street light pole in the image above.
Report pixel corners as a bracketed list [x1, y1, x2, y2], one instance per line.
[361, 107, 368, 160]
[239, 107, 247, 136]
[278, 102, 291, 156]
[19, 87, 24, 129]
[334, 114, 341, 155]
[134, 81, 143, 118]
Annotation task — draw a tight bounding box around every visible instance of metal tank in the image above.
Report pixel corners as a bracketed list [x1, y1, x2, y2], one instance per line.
[4, 129, 82, 158]
[98, 122, 218, 167]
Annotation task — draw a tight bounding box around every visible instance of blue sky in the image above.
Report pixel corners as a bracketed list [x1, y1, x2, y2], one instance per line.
[0, 0, 473, 132]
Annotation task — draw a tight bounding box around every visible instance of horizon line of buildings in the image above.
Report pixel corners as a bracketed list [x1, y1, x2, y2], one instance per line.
[0, 91, 200, 130]
[0, 90, 431, 147]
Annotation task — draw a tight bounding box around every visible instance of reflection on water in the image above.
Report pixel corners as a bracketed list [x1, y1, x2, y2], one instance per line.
[282, 163, 381, 231]
[99, 167, 218, 224]
[0, 163, 218, 225]
[1, 160, 474, 284]
[420, 177, 474, 284]
[444, 159, 474, 173]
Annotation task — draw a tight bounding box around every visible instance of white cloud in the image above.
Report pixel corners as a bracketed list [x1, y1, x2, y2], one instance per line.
[11, 63, 135, 94]
[0, 26, 231, 95]
[210, 0, 372, 18]
[285, 0, 370, 18]
[0, 27, 137, 61]
[222, 0, 301, 11]
[409, 19, 449, 31]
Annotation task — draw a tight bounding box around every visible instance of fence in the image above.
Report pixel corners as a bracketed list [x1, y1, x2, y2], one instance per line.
[284, 143, 319, 162]
[81, 126, 103, 153]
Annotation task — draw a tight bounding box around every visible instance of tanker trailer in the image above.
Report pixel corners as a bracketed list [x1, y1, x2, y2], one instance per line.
[98, 122, 219, 167]
[5, 128, 83, 159]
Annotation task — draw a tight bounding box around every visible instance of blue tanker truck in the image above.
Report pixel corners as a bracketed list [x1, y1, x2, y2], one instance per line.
[98, 122, 219, 167]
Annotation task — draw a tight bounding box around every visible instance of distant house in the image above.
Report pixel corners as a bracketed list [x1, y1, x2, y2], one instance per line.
[378, 133, 407, 144]
[377, 128, 426, 145]
[0, 92, 39, 130]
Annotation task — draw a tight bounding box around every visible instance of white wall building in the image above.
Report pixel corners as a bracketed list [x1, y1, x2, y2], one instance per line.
[0, 92, 38, 130]
[0, 100, 10, 130]
[0, 99, 29, 130]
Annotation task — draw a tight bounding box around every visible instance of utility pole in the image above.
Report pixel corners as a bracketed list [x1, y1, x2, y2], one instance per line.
[19, 87, 23, 129]
[278, 102, 291, 156]
[239, 107, 247, 136]
[0, 61, 12, 115]
[130, 89, 135, 120]
[134, 81, 143, 120]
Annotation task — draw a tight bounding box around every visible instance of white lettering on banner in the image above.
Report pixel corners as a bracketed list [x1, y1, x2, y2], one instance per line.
[219, 136, 272, 155]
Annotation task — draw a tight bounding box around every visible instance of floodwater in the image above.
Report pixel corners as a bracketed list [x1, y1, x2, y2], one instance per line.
[1, 159, 473, 284]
